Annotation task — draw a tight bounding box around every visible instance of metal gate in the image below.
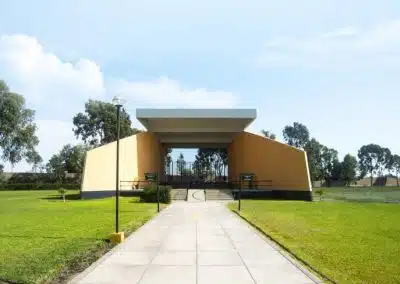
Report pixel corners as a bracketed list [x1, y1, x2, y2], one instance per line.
[164, 160, 229, 189]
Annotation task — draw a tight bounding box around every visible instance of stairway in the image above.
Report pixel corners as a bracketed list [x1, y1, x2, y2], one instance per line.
[170, 189, 188, 201]
[187, 189, 206, 202]
[205, 189, 234, 201]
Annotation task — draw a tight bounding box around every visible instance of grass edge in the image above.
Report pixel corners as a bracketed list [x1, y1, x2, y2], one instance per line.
[53, 206, 166, 284]
[229, 207, 336, 284]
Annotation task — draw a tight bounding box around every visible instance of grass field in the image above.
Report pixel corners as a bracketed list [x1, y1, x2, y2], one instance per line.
[0, 190, 159, 284]
[228, 200, 400, 284]
[315, 186, 400, 203]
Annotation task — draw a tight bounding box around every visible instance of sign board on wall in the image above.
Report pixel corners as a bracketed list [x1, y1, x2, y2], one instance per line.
[145, 172, 158, 181]
[240, 173, 255, 181]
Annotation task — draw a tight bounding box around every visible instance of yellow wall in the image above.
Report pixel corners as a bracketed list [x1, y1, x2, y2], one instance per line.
[136, 132, 163, 180]
[82, 135, 138, 191]
[228, 131, 311, 191]
[82, 132, 163, 192]
[82, 130, 311, 192]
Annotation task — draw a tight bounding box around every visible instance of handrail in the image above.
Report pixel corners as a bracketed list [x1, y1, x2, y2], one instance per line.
[120, 179, 308, 190]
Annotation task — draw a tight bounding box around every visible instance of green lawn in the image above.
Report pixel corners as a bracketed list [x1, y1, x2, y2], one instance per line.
[228, 200, 400, 284]
[0, 190, 159, 284]
[316, 186, 400, 203]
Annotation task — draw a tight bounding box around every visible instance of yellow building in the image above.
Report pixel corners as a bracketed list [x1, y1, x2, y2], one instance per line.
[81, 109, 312, 201]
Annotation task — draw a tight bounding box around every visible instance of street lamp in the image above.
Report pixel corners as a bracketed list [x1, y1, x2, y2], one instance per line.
[111, 95, 125, 243]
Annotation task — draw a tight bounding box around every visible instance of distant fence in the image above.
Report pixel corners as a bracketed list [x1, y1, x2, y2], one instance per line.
[315, 186, 400, 203]
[313, 177, 399, 187]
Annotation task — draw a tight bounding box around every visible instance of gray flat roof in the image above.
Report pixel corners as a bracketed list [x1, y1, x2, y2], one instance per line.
[135, 108, 257, 145]
[136, 108, 257, 119]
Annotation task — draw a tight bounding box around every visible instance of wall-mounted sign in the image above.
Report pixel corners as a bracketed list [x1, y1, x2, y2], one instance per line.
[240, 173, 254, 181]
[145, 172, 158, 181]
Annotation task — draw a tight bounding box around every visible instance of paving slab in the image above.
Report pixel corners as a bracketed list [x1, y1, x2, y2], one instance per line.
[69, 201, 321, 284]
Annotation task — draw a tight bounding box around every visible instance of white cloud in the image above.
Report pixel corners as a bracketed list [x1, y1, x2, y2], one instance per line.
[110, 77, 238, 108]
[259, 20, 400, 68]
[0, 34, 106, 105]
[321, 27, 358, 38]
[35, 120, 77, 159]
[0, 34, 238, 171]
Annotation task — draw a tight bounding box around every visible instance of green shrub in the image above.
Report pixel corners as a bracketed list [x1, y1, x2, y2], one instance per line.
[140, 184, 171, 204]
[315, 188, 324, 200]
[0, 183, 80, 191]
[58, 188, 67, 202]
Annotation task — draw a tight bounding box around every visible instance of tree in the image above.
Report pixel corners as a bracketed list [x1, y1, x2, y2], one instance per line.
[0, 80, 40, 168]
[26, 150, 43, 172]
[46, 154, 65, 182]
[176, 153, 186, 176]
[0, 164, 4, 182]
[378, 147, 392, 177]
[193, 148, 228, 179]
[320, 146, 339, 186]
[358, 144, 383, 187]
[340, 154, 358, 186]
[73, 99, 140, 147]
[193, 150, 211, 178]
[46, 144, 90, 182]
[261, 130, 276, 140]
[164, 148, 172, 175]
[282, 122, 310, 149]
[331, 159, 342, 181]
[304, 138, 340, 186]
[304, 138, 323, 184]
[61, 144, 90, 174]
[391, 155, 400, 187]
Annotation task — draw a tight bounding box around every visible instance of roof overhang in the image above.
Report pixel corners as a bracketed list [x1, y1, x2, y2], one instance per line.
[136, 109, 257, 147]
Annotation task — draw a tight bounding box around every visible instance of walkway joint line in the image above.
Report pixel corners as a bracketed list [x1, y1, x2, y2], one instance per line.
[70, 202, 322, 284]
[218, 219, 257, 284]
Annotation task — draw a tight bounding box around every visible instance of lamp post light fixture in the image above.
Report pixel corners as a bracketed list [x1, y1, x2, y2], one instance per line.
[110, 95, 126, 244]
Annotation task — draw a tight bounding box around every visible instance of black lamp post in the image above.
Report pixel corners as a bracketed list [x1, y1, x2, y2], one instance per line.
[112, 96, 125, 233]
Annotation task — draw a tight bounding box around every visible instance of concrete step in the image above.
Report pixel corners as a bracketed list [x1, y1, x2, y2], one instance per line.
[205, 189, 233, 200]
[187, 189, 205, 202]
[170, 189, 188, 201]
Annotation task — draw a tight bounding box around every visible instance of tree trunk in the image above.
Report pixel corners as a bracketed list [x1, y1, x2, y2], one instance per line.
[370, 175, 373, 187]
[397, 175, 399, 187]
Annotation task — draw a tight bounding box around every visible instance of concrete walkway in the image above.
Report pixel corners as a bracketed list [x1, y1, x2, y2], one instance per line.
[69, 202, 321, 284]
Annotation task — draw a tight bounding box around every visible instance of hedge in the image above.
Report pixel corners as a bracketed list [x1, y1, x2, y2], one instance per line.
[0, 183, 80, 191]
[1, 172, 81, 184]
[139, 184, 172, 204]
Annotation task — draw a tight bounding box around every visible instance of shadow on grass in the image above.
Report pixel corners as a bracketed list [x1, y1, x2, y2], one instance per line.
[128, 199, 171, 205]
[40, 193, 81, 201]
[0, 233, 107, 241]
[0, 278, 19, 284]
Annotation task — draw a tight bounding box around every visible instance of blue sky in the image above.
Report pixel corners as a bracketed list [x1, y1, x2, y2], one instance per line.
[0, 0, 399, 171]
